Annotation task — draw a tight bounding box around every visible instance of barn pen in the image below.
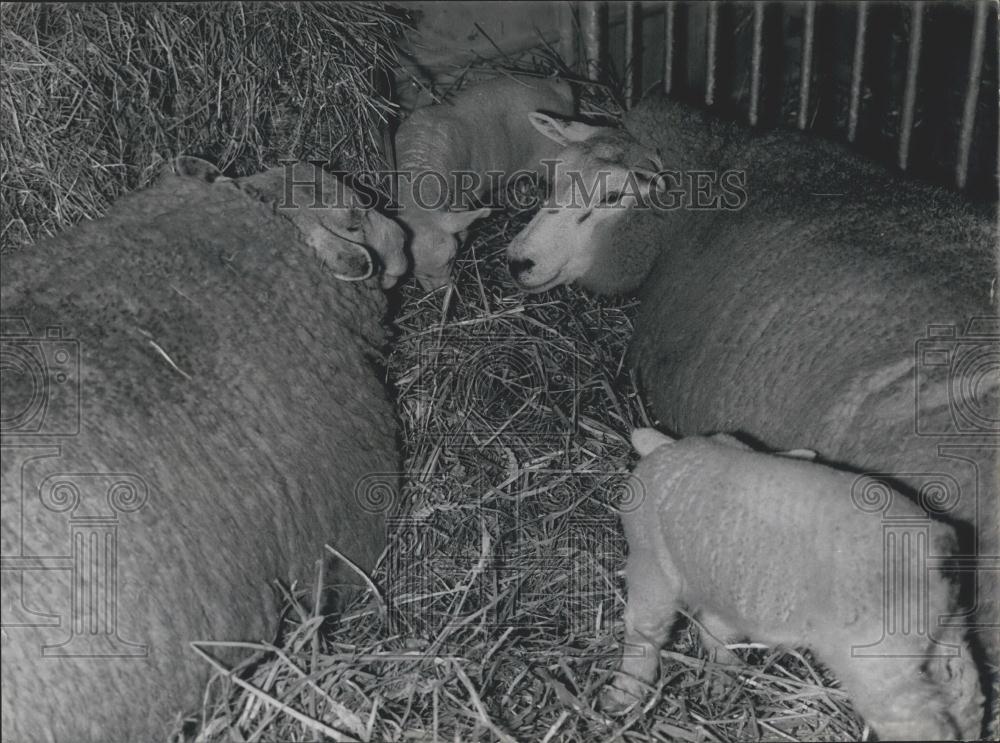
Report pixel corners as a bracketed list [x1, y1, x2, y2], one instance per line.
[2, 2, 997, 741]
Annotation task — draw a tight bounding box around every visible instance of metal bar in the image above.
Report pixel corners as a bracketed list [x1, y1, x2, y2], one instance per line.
[625, 2, 640, 108]
[558, 1, 578, 72]
[580, 1, 608, 80]
[847, 1, 869, 143]
[664, 1, 675, 94]
[956, 0, 988, 189]
[749, 1, 765, 126]
[705, 0, 718, 106]
[798, 1, 815, 130]
[897, 1, 924, 171]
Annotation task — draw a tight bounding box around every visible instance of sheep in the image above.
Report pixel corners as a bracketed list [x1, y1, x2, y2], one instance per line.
[0, 159, 404, 742]
[504, 96, 999, 688]
[394, 75, 575, 290]
[605, 428, 984, 741]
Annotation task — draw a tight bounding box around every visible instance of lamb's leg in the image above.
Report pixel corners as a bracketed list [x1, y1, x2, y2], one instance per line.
[926, 649, 986, 741]
[695, 611, 746, 698]
[697, 611, 742, 666]
[821, 645, 982, 741]
[602, 548, 680, 710]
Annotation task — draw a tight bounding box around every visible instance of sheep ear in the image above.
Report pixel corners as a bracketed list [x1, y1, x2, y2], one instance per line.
[442, 207, 491, 232]
[778, 448, 818, 461]
[631, 428, 674, 456]
[629, 150, 665, 186]
[312, 235, 375, 282]
[709, 433, 752, 451]
[644, 149, 665, 173]
[362, 210, 408, 289]
[528, 112, 603, 145]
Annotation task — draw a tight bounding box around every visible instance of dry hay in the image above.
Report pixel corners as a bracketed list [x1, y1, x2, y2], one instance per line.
[175, 74, 868, 742]
[0, 1, 406, 252]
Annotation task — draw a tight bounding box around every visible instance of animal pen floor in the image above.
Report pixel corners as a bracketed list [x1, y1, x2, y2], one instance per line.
[178, 185, 875, 743]
[5, 4, 994, 741]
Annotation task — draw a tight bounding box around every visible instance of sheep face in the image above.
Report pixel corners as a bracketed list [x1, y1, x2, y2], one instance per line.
[394, 76, 575, 291]
[506, 114, 661, 294]
[399, 205, 491, 290]
[234, 162, 408, 288]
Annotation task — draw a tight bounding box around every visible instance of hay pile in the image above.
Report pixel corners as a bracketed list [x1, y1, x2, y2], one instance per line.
[174, 70, 867, 741]
[0, 1, 405, 252]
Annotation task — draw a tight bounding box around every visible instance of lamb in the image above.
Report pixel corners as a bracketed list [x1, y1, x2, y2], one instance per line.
[605, 428, 984, 741]
[504, 96, 999, 687]
[394, 75, 575, 290]
[1, 159, 403, 742]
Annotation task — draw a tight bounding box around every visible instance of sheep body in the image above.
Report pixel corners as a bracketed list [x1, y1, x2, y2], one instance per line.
[395, 76, 575, 289]
[0, 163, 401, 742]
[505, 96, 998, 692]
[622, 99, 999, 686]
[607, 429, 984, 741]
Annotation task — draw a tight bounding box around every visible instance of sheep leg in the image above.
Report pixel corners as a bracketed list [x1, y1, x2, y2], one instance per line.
[602, 548, 680, 710]
[696, 611, 742, 666]
[696, 611, 745, 698]
[822, 646, 981, 742]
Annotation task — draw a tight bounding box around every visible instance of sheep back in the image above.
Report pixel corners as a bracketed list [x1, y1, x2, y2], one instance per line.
[615, 434, 983, 740]
[1, 167, 398, 742]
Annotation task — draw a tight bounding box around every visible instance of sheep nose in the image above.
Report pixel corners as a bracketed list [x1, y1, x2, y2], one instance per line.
[508, 258, 534, 279]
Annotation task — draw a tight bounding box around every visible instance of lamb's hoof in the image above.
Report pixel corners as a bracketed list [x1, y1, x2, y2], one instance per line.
[704, 647, 742, 699]
[706, 669, 740, 700]
[600, 680, 646, 713]
[415, 272, 452, 293]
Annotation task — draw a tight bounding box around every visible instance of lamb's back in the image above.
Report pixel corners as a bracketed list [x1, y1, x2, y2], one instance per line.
[396, 77, 575, 180]
[629, 438, 949, 642]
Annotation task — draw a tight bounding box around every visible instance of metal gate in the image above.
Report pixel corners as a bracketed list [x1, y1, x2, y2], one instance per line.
[569, 1, 997, 196]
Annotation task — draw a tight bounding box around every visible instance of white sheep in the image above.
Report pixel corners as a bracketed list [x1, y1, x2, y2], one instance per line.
[394, 75, 575, 290]
[605, 428, 984, 741]
[503, 97, 999, 693]
[1, 159, 403, 742]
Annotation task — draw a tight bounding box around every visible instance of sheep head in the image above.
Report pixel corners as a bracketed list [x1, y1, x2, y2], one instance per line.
[506, 114, 663, 295]
[189, 160, 407, 288]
